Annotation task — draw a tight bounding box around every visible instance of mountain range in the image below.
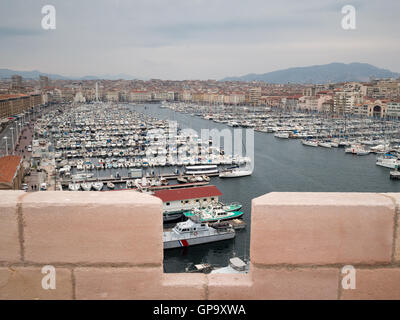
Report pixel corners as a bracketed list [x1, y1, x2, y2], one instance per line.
[0, 69, 138, 81]
[1, 63, 399, 83]
[221, 63, 400, 84]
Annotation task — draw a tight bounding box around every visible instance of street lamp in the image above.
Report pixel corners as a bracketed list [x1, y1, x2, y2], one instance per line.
[15, 120, 20, 139]
[3, 136, 8, 156]
[10, 127, 14, 155]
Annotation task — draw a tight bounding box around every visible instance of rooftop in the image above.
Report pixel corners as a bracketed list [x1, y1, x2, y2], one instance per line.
[153, 185, 222, 202]
[0, 155, 22, 185]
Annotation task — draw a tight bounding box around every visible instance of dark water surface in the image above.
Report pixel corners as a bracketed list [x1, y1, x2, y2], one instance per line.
[132, 104, 400, 272]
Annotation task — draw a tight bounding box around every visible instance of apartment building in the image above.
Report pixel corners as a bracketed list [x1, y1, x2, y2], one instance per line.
[333, 90, 363, 115]
[249, 87, 261, 105]
[386, 100, 400, 118]
[0, 93, 42, 120]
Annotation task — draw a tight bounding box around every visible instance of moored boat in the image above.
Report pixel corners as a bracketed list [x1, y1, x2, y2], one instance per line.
[163, 217, 235, 249]
[92, 181, 104, 191]
[185, 165, 219, 175]
[68, 182, 80, 191]
[301, 139, 318, 147]
[219, 166, 252, 178]
[376, 154, 400, 169]
[107, 182, 115, 189]
[81, 182, 93, 191]
[183, 206, 244, 223]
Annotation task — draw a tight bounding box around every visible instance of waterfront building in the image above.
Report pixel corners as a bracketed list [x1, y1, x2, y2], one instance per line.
[0, 93, 42, 120]
[153, 185, 223, 214]
[333, 90, 363, 115]
[106, 90, 119, 102]
[129, 90, 152, 102]
[387, 100, 400, 119]
[365, 98, 388, 118]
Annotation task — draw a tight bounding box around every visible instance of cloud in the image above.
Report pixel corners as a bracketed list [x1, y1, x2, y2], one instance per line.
[0, 0, 399, 79]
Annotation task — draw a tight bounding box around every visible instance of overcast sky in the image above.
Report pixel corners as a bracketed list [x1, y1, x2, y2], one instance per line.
[0, 0, 399, 80]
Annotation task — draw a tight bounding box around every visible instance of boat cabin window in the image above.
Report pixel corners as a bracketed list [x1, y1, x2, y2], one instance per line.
[166, 202, 170, 206]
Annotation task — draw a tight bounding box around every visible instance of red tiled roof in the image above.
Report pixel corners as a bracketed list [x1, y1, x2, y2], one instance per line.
[0, 155, 22, 184]
[153, 185, 222, 202]
[0, 94, 37, 101]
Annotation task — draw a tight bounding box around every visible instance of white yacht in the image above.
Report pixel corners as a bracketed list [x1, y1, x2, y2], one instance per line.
[318, 141, 332, 148]
[301, 139, 318, 147]
[185, 165, 219, 175]
[274, 132, 289, 139]
[219, 166, 252, 178]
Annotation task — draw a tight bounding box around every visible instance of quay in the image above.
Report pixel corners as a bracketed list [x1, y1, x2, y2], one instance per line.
[59, 172, 219, 188]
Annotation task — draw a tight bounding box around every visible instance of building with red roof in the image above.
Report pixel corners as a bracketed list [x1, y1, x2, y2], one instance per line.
[0, 155, 23, 190]
[153, 185, 223, 220]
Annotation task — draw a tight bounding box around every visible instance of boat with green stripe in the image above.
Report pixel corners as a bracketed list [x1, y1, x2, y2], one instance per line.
[183, 206, 244, 223]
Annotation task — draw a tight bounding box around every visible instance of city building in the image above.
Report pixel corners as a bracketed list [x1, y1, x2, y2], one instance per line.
[365, 99, 388, 118]
[10, 75, 23, 91]
[153, 185, 222, 214]
[39, 76, 49, 89]
[249, 87, 261, 105]
[0, 93, 42, 120]
[386, 100, 400, 119]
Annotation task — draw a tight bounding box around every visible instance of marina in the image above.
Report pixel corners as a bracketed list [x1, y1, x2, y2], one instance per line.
[23, 102, 400, 273]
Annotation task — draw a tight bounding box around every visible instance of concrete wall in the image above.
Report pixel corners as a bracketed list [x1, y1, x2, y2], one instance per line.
[0, 191, 399, 300]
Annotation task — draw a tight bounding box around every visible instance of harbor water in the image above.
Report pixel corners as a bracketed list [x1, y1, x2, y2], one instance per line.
[131, 104, 400, 273]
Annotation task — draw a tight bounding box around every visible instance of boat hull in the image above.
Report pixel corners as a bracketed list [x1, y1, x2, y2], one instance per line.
[163, 232, 235, 249]
[163, 211, 185, 222]
[219, 170, 252, 178]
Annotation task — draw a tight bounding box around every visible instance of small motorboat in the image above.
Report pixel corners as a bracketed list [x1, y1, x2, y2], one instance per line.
[68, 182, 80, 191]
[177, 175, 188, 183]
[80, 182, 93, 191]
[107, 182, 115, 189]
[92, 181, 104, 191]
